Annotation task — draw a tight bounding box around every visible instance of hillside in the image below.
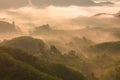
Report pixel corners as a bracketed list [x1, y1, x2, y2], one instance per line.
[0, 46, 86, 80]
[0, 36, 120, 80]
[1, 36, 120, 80]
[1, 36, 63, 55]
[0, 21, 21, 34]
[68, 37, 94, 50]
[30, 24, 52, 35]
[0, 36, 90, 78]
[1, 36, 48, 54]
[89, 41, 120, 55]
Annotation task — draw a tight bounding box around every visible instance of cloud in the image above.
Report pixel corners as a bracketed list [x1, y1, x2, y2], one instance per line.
[0, 5, 120, 31]
[93, 0, 120, 6]
[0, 0, 98, 10]
[0, 0, 119, 10]
[0, 0, 27, 10]
[31, 0, 97, 7]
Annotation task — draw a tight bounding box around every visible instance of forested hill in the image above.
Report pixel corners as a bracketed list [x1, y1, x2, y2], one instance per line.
[0, 46, 86, 80]
[89, 41, 120, 55]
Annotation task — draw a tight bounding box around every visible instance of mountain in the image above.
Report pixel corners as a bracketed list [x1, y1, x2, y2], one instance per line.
[30, 24, 69, 36]
[67, 37, 94, 50]
[94, 11, 120, 18]
[93, 13, 113, 18]
[0, 47, 59, 80]
[0, 46, 86, 80]
[1, 36, 47, 54]
[30, 24, 52, 35]
[89, 41, 120, 55]
[1, 36, 62, 55]
[0, 21, 21, 34]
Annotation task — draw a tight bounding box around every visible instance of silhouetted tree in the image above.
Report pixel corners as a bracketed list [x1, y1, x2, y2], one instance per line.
[50, 45, 61, 54]
[68, 50, 76, 56]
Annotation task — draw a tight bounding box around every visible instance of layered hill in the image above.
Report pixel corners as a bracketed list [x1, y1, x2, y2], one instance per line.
[0, 21, 21, 34]
[1, 36, 47, 54]
[30, 24, 52, 35]
[68, 37, 94, 50]
[0, 46, 86, 80]
[89, 41, 120, 55]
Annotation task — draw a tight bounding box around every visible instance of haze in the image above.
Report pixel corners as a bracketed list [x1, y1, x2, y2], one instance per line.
[0, 1, 120, 80]
[0, 0, 119, 31]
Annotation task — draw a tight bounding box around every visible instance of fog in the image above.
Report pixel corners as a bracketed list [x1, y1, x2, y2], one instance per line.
[0, 1, 120, 80]
[0, 5, 119, 32]
[0, 1, 120, 55]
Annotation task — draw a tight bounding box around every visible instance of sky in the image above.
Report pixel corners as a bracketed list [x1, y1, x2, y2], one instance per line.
[0, 0, 120, 31]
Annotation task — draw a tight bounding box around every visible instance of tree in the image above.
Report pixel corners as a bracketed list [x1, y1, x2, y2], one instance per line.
[68, 50, 76, 56]
[50, 45, 61, 54]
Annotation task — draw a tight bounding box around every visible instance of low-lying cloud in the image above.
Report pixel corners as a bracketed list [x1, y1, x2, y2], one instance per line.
[0, 5, 120, 31]
[0, 0, 119, 10]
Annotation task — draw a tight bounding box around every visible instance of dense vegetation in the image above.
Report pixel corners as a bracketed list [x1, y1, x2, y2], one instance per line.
[0, 46, 86, 80]
[1, 36, 48, 54]
[68, 37, 94, 50]
[0, 36, 120, 80]
[89, 41, 120, 55]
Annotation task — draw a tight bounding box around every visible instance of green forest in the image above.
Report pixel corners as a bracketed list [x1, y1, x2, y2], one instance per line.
[0, 36, 119, 80]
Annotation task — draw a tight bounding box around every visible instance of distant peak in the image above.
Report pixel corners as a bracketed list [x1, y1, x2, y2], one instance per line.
[93, 13, 114, 18]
